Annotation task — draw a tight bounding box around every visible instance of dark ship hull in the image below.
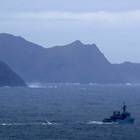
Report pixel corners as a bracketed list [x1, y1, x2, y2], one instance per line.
[103, 117, 135, 124]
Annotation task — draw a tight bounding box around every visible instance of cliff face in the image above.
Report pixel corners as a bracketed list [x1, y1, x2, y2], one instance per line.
[0, 33, 139, 84]
[0, 60, 26, 87]
[41, 41, 124, 83]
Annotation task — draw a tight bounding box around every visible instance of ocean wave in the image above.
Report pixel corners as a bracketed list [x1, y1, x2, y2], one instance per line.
[28, 83, 58, 89]
[0, 121, 59, 126]
[0, 120, 118, 126]
[87, 121, 114, 125]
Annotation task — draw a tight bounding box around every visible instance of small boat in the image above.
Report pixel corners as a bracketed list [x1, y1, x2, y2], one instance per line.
[103, 103, 135, 124]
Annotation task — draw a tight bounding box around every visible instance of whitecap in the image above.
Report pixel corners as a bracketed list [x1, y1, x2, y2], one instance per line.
[87, 121, 114, 125]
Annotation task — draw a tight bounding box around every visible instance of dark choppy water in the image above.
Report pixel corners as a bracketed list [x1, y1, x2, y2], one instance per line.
[0, 84, 140, 140]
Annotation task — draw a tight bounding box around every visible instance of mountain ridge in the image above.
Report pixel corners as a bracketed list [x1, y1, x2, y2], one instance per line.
[0, 33, 139, 83]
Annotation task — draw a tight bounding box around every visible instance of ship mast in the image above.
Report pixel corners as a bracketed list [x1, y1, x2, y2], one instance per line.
[123, 102, 127, 113]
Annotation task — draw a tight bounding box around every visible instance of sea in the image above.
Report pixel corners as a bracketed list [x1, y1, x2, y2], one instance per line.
[0, 83, 140, 140]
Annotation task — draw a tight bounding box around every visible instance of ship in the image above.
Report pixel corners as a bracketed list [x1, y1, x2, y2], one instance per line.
[103, 103, 135, 124]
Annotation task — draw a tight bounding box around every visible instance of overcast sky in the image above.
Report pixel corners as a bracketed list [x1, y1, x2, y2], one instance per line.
[1, 0, 140, 63]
